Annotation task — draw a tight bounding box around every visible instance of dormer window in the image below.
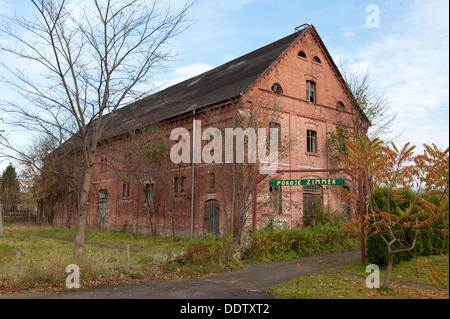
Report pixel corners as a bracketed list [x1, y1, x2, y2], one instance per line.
[271, 83, 283, 94]
[298, 51, 307, 58]
[313, 56, 321, 63]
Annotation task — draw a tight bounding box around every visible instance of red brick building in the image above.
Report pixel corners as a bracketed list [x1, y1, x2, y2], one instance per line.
[49, 25, 369, 238]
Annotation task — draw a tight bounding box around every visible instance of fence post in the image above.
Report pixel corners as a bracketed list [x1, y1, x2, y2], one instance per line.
[15, 248, 22, 277]
[125, 244, 130, 269]
[0, 204, 3, 237]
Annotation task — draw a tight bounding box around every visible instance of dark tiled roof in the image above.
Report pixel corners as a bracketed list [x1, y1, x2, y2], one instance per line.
[54, 26, 311, 154]
[98, 26, 309, 142]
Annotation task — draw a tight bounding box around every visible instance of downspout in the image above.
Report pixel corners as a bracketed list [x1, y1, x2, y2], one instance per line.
[191, 110, 196, 237]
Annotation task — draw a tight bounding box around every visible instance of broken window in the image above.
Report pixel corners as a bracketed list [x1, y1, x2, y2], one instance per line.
[306, 81, 316, 103]
[174, 176, 186, 193]
[145, 183, 155, 204]
[271, 83, 283, 94]
[269, 186, 282, 214]
[122, 183, 130, 197]
[336, 101, 345, 110]
[307, 130, 317, 154]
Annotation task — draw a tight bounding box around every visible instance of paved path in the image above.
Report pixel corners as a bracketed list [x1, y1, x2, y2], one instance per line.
[1, 249, 361, 299]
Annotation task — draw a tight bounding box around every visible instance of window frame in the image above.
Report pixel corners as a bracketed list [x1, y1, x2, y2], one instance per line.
[306, 129, 318, 154]
[306, 81, 316, 103]
[269, 185, 282, 214]
[144, 182, 155, 204]
[122, 183, 131, 198]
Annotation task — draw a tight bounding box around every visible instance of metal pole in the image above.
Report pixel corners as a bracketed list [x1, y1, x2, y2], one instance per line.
[252, 169, 258, 229]
[359, 180, 366, 265]
[190, 110, 196, 237]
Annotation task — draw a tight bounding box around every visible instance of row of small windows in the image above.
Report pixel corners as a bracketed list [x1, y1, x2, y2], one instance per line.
[118, 173, 217, 202]
[298, 51, 321, 63]
[270, 80, 345, 110]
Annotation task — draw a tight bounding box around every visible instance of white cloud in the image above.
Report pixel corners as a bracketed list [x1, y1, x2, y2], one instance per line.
[154, 62, 215, 91]
[342, 0, 449, 151]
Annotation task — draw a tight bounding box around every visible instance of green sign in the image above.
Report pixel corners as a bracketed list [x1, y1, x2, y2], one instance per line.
[270, 178, 346, 187]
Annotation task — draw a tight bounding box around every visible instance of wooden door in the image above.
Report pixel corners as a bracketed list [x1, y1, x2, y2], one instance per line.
[98, 190, 108, 229]
[303, 193, 321, 227]
[205, 199, 219, 236]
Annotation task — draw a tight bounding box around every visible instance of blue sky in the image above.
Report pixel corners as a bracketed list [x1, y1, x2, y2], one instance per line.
[0, 0, 449, 172]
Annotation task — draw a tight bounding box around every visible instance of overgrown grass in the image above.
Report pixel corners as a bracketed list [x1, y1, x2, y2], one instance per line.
[168, 235, 243, 275]
[3, 222, 188, 253]
[0, 223, 186, 293]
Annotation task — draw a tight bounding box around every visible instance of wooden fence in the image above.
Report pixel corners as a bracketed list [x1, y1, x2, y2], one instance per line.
[1, 210, 38, 223]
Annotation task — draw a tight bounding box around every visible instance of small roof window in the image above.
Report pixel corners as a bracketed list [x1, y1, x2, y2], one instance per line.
[298, 51, 307, 58]
[336, 101, 345, 110]
[313, 56, 321, 63]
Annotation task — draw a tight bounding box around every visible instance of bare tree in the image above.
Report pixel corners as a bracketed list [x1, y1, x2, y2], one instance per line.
[0, 0, 192, 262]
[339, 58, 399, 142]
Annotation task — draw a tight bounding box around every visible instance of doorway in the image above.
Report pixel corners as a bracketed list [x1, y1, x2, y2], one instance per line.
[98, 190, 108, 229]
[303, 185, 322, 227]
[205, 199, 219, 236]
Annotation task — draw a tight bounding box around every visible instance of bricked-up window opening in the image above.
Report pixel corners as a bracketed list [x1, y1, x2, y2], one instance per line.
[209, 173, 215, 190]
[336, 101, 345, 110]
[122, 183, 130, 197]
[124, 152, 132, 166]
[100, 158, 107, 171]
[271, 83, 283, 94]
[313, 56, 321, 63]
[269, 186, 282, 214]
[307, 130, 317, 153]
[306, 81, 315, 103]
[298, 51, 306, 58]
[145, 183, 155, 204]
[67, 189, 72, 206]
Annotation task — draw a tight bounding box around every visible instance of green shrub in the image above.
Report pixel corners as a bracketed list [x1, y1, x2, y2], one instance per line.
[248, 222, 360, 262]
[184, 235, 238, 266]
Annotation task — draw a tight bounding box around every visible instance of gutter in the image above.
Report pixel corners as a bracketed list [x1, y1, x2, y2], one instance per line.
[191, 109, 196, 237]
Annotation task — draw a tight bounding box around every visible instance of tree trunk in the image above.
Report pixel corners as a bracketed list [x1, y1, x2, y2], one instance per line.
[383, 249, 393, 288]
[74, 163, 93, 263]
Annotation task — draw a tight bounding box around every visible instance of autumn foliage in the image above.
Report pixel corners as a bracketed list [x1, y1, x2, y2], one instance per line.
[338, 136, 449, 288]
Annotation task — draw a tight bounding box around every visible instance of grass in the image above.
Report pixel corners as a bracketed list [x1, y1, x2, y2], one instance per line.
[266, 254, 449, 299]
[0, 223, 244, 294]
[4, 222, 188, 253]
[0, 223, 194, 293]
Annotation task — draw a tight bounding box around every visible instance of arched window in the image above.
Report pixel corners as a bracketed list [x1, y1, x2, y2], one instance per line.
[271, 83, 283, 94]
[336, 101, 345, 110]
[298, 51, 307, 58]
[313, 56, 321, 63]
